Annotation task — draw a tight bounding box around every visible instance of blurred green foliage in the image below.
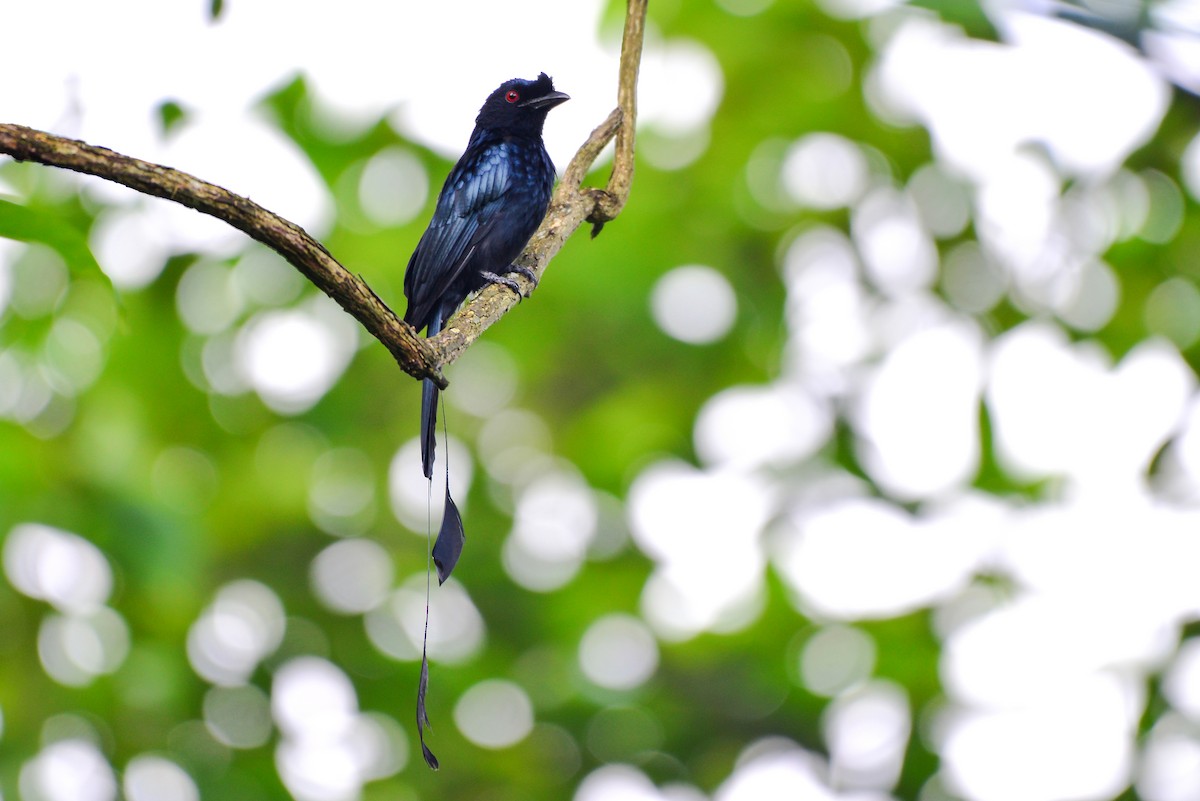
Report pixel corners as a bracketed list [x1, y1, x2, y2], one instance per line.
[1, 1, 1198, 800]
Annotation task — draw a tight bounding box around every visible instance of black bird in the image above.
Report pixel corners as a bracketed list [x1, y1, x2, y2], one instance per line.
[405, 73, 569, 341]
[404, 73, 568, 575]
[403, 72, 568, 579]
[404, 73, 569, 453]
[405, 72, 568, 772]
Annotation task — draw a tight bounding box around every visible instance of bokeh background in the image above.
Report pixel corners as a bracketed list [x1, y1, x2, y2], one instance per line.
[3, 0, 1200, 799]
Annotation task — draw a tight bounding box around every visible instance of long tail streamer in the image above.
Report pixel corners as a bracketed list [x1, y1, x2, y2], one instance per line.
[416, 403, 466, 770]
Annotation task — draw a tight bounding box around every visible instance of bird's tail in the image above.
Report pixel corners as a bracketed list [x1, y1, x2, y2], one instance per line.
[420, 307, 444, 480]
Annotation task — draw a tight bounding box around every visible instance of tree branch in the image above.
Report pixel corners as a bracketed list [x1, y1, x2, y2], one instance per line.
[0, 122, 447, 386]
[0, 0, 646, 387]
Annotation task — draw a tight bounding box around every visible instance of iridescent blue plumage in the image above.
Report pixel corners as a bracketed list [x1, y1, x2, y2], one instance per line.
[403, 135, 556, 334]
[402, 72, 567, 529]
[405, 71, 567, 773]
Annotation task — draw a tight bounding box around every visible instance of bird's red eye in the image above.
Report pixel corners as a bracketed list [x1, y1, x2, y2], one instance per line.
[505, 90, 520, 103]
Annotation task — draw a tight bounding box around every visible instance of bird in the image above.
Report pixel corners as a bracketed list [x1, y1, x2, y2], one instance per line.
[402, 72, 568, 581]
[404, 71, 568, 773]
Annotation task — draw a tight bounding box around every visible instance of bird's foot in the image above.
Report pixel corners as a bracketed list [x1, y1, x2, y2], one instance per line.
[505, 265, 539, 289]
[481, 271, 523, 299]
[482, 265, 538, 300]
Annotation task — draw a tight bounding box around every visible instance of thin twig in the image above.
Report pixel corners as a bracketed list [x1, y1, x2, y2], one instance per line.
[598, 0, 644, 220]
[0, 0, 647, 386]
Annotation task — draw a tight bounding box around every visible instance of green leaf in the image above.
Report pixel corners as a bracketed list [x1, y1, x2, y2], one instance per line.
[156, 100, 189, 137]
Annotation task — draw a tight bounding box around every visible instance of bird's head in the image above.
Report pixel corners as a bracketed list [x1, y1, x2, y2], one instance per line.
[475, 73, 569, 136]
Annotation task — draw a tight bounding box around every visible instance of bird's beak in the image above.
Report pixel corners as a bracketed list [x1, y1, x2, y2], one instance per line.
[520, 91, 570, 110]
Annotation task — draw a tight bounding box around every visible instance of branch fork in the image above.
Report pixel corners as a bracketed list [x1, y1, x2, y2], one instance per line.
[0, 0, 645, 391]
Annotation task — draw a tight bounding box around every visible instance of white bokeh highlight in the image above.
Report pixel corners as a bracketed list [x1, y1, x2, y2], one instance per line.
[776, 495, 1001, 620]
[695, 383, 831, 471]
[782, 133, 869, 210]
[4, 523, 130, 687]
[503, 468, 598, 592]
[235, 296, 360, 415]
[941, 672, 1136, 801]
[800, 625, 876, 698]
[356, 147, 429, 227]
[123, 755, 199, 801]
[3, 523, 112, 613]
[19, 739, 117, 801]
[852, 187, 938, 295]
[37, 608, 130, 687]
[854, 320, 983, 500]
[204, 684, 273, 749]
[876, 12, 1169, 179]
[272, 657, 406, 801]
[388, 436, 474, 534]
[1139, 719, 1200, 801]
[651, 265, 738, 345]
[310, 538, 393, 615]
[987, 323, 1192, 487]
[629, 461, 771, 639]
[578, 614, 660, 691]
[823, 681, 910, 791]
[575, 764, 672, 801]
[187, 579, 286, 686]
[715, 739, 844, 801]
[364, 575, 485, 664]
[453, 679, 535, 749]
[1164, 640, 1200, 722]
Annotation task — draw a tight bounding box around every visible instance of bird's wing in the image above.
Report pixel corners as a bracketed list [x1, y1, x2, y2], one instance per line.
[403, 143, 513, 329]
